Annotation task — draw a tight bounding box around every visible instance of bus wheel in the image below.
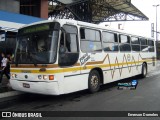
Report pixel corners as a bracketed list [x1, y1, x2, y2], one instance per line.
[141, 63, 147, 78]
[88, 70, 101, 93]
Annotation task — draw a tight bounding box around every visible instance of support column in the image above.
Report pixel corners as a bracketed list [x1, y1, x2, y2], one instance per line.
[40, 0, 48, 19]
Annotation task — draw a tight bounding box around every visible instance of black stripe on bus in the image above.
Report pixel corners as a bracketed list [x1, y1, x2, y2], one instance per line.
[64, 65, 142, 77]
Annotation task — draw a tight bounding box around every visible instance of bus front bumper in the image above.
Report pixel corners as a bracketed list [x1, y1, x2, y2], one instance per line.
[10, 79, 61, 95]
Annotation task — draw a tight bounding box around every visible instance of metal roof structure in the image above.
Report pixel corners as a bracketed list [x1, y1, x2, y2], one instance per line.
[48, 0, 149, 23]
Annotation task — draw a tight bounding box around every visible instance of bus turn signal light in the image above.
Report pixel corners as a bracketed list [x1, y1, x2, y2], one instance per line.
[49, 75, 54, 80]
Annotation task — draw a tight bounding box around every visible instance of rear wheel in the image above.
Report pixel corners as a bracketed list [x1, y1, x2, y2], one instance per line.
[141, 63, 147, 78]
[88, 70, 101, 93]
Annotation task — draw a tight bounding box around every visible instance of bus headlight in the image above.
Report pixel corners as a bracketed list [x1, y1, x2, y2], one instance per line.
[11, 74, 14, 78]
[38, 75, 42, 80]
[11, 74, 17, 79]
[38, 75, 54, 80]
[43, 75, 48, 80]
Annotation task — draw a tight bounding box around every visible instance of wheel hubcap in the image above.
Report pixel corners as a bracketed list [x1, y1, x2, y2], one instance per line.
[91, 75, 99, 88]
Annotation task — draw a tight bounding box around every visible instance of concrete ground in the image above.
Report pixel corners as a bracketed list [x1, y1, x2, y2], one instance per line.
[0, 77, 11, 93]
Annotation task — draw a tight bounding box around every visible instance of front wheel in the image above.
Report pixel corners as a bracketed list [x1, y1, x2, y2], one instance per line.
[88, 70, 101, 93]
[141, 63, 147, 78]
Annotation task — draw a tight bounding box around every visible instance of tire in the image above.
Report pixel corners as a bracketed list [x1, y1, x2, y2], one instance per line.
[141, 63, 147, 78]
[88, 70, 101, 93]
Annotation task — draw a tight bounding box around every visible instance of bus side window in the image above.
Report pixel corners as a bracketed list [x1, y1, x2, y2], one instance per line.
[131, 37, 140, 52]
[119, 34, 131, 52]
[140, 38, 148, 52]
[80, 28, 102, 52]
[102, 31, 119, 52]
[148, 40, 155, 52]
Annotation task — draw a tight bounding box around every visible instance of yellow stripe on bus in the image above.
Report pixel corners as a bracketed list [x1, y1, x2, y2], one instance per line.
[10, 59, 154, 74]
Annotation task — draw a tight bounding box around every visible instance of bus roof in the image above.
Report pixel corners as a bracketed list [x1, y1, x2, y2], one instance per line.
[19, 19, 154, 40]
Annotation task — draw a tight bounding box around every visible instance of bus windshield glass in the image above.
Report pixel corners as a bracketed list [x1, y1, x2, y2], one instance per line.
[15, 22, 60, 64]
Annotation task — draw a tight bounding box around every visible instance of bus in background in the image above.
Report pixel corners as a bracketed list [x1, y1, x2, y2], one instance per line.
[10, 19, 156, 95]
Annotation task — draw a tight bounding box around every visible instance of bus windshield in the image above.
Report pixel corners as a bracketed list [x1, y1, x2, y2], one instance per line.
[15, 23, 60, 64]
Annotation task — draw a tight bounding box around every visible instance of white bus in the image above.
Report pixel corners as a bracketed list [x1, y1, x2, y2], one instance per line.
[10, 19, 156, 95]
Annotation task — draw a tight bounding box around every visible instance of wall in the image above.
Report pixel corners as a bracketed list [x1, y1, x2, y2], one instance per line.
[0, 0, 20, 13]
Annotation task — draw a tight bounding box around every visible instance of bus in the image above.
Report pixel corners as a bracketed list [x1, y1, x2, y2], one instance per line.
[10, 19, 156, 95]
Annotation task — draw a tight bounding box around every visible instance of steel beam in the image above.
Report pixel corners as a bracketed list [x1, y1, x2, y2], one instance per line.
[48, 0, 148, 23]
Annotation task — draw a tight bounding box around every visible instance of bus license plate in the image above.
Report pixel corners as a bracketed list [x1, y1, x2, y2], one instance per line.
[23, 83, 30, 88]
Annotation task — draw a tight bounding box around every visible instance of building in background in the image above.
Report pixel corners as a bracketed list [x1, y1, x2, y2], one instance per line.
[0, 0, 48, 55]
[0, 0, 48, 18]
[20, 0, 48, 19]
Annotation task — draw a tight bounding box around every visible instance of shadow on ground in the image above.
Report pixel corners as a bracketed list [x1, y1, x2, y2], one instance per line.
[0, 75, 142, 110]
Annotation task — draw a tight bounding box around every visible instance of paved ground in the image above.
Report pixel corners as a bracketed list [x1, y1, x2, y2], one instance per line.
[0, 76, 10, 92]
[0, 62, 160, 120]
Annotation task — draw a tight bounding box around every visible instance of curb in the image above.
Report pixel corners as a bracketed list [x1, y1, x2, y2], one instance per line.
[0, 91, 23, 99]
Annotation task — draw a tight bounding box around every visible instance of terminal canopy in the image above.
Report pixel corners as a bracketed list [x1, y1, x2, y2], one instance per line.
[48, 0, 149, 23]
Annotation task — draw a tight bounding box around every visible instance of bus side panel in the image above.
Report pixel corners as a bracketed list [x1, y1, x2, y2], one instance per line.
[63, 74, 88, 94]
[141, 52, 157, 72]
[117, 53, 133, 80]
[56, 72, 65, 94]
[103, 53, 121, 84]
[131, 53, 142, 76]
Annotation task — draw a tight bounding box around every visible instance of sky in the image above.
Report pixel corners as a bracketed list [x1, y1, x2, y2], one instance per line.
[100, 0, 160, 39]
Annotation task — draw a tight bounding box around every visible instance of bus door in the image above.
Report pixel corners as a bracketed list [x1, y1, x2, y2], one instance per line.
[58, 24, 80, 76]
[58, 24, 81, 93]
